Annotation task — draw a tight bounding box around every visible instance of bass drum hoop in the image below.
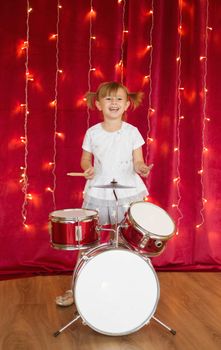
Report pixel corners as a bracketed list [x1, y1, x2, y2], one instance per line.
[73, 244, 160, 336]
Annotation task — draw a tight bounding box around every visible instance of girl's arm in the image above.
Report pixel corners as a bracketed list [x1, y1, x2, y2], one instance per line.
[80, 150, 95, 179]
[133, 147, 153, 177]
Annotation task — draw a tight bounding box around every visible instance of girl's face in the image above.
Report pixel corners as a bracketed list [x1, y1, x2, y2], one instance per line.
[95, 88, 130, 120]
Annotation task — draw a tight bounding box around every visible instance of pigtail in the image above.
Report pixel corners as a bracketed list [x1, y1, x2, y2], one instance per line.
[128, 91, 144, 109]
[85, 83, 144, 111]
[85, 91, 97, 109]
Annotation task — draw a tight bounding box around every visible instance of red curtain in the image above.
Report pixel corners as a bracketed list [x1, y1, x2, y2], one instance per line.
[1, 0, 221, 279]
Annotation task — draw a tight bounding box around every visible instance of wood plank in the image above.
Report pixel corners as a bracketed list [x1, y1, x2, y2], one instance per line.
[0, 272, 220, 350]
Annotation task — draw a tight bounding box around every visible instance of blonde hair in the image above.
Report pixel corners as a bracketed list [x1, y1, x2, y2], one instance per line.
[85, 81, 144, 110]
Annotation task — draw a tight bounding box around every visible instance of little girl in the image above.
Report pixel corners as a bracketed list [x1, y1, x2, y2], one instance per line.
[55, 81, 152, 306]
[81, 81, 152, 225]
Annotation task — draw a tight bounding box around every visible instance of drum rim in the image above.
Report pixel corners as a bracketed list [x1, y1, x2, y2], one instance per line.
[73, 244, 160, 336]
[50, 240, 99, 251]
[128, 201, 176, 240]
[49, 207, 98, 222]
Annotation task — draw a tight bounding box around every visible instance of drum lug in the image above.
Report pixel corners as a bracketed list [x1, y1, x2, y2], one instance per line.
[139, 235, 149, 249]
[75, 225, 83, 241]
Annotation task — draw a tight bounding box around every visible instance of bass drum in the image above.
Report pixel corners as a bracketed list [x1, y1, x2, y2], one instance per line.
[73, 244, 159, 336]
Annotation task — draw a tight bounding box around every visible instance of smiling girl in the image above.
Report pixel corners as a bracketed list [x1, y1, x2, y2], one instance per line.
[81, 81, 153, 225]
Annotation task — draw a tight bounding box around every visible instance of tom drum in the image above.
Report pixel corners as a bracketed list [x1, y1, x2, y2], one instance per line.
[49, 208, 99, 250]
[121, 201, 175, 256]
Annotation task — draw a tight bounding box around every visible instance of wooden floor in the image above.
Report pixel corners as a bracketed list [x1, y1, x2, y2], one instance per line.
[0, 271, 220, 350]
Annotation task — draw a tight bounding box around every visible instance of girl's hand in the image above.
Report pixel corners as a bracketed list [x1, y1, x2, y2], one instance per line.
[84, 167, 95, 179]
[137, 163, 153, 177]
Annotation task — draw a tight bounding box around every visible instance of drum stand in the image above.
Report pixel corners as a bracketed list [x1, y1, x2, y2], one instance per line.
[53, 186, 176, 337]
[53, 304, 176, 337]
[53, 247, 176, 337]
[152, 316, 176, 335]
[54, 312, 81, 337]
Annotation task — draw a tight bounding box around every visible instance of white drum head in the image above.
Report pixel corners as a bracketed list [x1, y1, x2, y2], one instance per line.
[50, 208, 97, 221]
[74, 248, 159, 336]
[130, 202, 175, 238]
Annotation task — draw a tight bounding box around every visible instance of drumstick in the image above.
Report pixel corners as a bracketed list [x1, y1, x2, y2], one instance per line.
[67, 172, 85, 177]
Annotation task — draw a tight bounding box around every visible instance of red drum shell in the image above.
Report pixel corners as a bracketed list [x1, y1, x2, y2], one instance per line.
[121, 201, 175, 257]
[49, 208, 99, 250]
[121, 216, 166, 256]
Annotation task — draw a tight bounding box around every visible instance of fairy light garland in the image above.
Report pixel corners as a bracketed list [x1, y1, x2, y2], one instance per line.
[142, 0, 155, 193]
[196, 0, 211, 229]
[115, 0, 127, 83]
[49, 1, 62, 210]
[171, 0, 184, 234]
[86, 0, 96, 129]
[21, 1, 32, 230]
[145, 0, 155, 164]
[120, 0, 126, 83]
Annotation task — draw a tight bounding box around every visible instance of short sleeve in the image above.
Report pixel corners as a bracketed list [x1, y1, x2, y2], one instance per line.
[132, 127, 145, 150]
[82, 129, 92, 152]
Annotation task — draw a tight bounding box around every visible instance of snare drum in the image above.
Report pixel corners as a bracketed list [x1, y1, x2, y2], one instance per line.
[121, 201, 175, 256]
[73, 244, 159, 336]
[49, 208, 99, 250]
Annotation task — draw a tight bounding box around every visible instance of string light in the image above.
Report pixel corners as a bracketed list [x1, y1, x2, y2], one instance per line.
[49, 34, 58, 40]
[49, 1, 62, 210]
[145, 0, 154, 171]
[172, 0, 184, 234]
[21, 41, 29, 50]
[86, 0, 95, 129]
[46, 187, 53, 193]
[119, 0, 126, 83]
[21, 0, 32, 228]
[55, 132, 65, 140]
[196, 0, 210, 229]
[49, 100, 56, 107]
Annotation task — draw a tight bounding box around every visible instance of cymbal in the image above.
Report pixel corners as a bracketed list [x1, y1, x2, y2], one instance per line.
[92, 180, 135, 189]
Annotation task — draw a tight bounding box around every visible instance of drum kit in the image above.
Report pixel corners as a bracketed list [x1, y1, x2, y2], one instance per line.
[49, 178, 176, 337]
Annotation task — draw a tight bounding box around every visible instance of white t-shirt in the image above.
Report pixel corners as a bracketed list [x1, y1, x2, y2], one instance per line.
[82, 121, 148, 206]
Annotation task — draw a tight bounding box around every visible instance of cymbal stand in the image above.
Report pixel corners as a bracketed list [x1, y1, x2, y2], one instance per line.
[113, 189, 120, 248]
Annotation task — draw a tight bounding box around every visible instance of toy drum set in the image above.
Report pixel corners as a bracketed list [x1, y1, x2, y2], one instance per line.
[49, 180, 176, 337]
